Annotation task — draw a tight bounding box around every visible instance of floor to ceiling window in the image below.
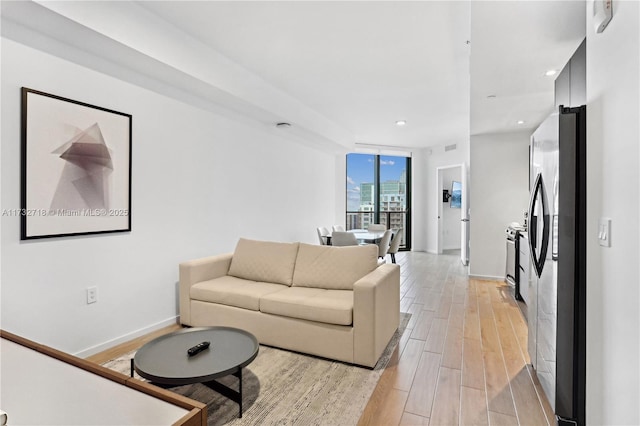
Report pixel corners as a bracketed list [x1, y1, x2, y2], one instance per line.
[346, 153, 411, 250]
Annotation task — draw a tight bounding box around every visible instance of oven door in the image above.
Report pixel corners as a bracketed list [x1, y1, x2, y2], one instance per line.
[505, 237, 516, 285]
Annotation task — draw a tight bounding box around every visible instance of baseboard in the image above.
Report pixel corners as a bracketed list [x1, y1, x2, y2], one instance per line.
[468, 274, 505, 282]
[74, 316, 179, 358]
[425, 249, 463, 255]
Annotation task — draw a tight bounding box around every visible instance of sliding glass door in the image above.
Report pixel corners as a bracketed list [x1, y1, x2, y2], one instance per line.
[345, 153, 411, 250]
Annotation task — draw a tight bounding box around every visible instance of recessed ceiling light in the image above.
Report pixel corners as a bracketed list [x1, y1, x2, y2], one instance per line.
[517, 120, 525, 125]
[396, 120, 407, 126]
[545, 69, 557, 77]
[276, 122, 291, 128]
[487, 95, 497, 99]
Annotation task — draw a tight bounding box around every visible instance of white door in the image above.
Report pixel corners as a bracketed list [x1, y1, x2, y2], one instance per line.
[460, 162, 469, 265]
[437, 169, 444, 254]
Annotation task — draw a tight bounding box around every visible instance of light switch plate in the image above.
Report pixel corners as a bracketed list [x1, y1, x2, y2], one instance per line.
[598, 217, 611, 247]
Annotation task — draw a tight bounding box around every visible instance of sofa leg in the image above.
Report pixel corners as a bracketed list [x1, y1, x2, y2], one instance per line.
[391, 253, 396, 263]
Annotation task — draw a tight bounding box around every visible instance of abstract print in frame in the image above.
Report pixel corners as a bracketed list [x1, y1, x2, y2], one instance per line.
[21, 88, 132, 240]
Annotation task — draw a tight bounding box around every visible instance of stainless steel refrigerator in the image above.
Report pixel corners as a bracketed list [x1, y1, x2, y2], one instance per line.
[527, 105, 586, 426]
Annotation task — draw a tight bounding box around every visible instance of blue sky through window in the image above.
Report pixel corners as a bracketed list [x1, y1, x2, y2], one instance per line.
[346, 154, 407, 211]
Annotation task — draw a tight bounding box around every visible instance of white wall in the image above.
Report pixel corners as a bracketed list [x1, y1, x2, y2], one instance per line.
[469, 131, 530, 279]
[585, 2, 640, 423]
[411, 149, 428, 252]
[334, 153, 347, 229]
[421, 144, 469, 254]
[1, 39, 337, 356]
[441, 167, 462, 250]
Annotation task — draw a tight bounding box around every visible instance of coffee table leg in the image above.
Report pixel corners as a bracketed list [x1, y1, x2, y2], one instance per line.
[239, 368, 243, 417]
[203, 367, 244, 418]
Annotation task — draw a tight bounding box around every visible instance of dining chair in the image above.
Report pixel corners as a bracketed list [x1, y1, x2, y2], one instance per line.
[332, 225, 345, 232]
[317, 227, 330, 245]
[330, 231, 359, 246]
[377, 230, 393, 260]
[367, 224, 386, 232]
[387, 228, 403, 263]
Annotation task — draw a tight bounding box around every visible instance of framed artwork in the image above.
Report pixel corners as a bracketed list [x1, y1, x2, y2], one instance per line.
[20, 88, 132, 240]
[450, 180, 462, 209]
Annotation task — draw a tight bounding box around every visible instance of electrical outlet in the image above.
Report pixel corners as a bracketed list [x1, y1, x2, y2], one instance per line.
[87, 287, 98, 304]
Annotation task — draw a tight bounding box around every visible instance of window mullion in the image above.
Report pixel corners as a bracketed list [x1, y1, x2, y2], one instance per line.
[374, 155, 381, 224]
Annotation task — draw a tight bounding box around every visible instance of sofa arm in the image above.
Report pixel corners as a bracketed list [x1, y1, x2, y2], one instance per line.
[353, 263, 400, 367]
[179, 253, 233, 325]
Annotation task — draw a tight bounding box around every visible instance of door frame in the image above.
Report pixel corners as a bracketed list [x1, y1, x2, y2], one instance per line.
[436, 164, 468, 264]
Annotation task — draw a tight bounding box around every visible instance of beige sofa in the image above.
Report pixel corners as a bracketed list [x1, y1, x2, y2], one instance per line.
[179, 238, 400, 368]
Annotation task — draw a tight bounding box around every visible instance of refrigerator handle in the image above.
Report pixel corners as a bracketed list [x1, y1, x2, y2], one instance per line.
[528, 173, 550, 278]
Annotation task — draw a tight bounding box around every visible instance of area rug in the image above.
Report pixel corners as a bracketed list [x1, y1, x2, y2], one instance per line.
[103, 313, 409, 426]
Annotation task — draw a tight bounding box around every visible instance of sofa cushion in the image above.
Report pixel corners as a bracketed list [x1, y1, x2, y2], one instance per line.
[191, 275, 286, 311]
[260, 287, 353, 326]
[292, 243, 378, 290]
[228, 238, 299, 286]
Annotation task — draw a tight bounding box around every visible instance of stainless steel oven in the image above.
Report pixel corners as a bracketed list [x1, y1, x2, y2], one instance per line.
[505, 222, 525, 287]
[505, 229, 517, 285]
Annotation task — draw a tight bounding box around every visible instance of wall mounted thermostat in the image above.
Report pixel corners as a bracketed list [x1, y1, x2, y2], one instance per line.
[593, 0, 613, 33]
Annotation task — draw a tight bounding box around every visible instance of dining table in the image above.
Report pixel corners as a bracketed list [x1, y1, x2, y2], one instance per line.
[348, 229, 386, 243]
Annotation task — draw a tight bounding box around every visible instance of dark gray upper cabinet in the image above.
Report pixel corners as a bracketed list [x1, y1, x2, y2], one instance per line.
[555, 65, 571, 108]
[569, 40, 586, 106]
[555, 39, 586, 108]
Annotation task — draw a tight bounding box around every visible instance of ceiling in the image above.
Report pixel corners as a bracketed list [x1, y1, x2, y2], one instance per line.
[2, 1, 586, 152]
[470, 1, 586, 136]
[137, 1, 473, 149]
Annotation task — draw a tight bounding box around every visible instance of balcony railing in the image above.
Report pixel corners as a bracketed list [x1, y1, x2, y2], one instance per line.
[345, 211, 409, 250]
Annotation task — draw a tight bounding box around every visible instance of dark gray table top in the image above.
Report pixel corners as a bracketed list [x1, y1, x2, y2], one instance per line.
[134, 327, 259, 386]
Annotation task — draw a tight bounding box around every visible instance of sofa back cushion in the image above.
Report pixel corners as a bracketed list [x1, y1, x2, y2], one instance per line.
[292, 243, 378, 290]
[228, 238, 299, 286]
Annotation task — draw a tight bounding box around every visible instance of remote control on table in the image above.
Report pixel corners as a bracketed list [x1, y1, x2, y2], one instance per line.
[187, 341, 211, 357]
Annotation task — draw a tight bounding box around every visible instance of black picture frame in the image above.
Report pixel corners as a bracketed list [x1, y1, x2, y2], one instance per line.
[20, 88, 132, 240]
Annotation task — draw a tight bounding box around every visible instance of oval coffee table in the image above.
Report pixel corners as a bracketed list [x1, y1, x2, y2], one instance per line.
[133, 326, 259, 418]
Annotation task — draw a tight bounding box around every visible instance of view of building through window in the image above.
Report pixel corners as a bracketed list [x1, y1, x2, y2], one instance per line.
[346, 153, 410, 249]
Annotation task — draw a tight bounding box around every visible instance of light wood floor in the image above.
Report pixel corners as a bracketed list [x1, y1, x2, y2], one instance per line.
[87, 251, 553, 425]
[85, 324, 183, 365]
[358, 251, 554, 426]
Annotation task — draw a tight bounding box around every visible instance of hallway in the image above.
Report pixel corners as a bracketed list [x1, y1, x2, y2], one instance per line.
[359, 251, 553, 425]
